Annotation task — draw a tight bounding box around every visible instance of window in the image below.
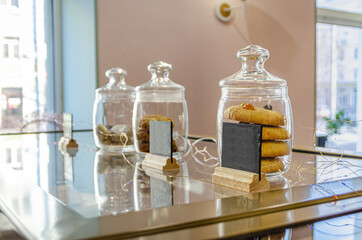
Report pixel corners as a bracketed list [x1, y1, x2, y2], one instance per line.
[0, 0, 19, 8]
[1, 88, 22, 128]
[0, 1, 58, 133]
[11, 0, 18, 7]
[316, 1, 362, 151]
[13, 44, 19, 58]
[3, 44, 9, 58]
[2, 37, 19, 59]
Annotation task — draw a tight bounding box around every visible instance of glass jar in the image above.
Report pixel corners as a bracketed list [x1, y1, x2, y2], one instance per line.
[133, 61, 188, 157]
[93, 67, 135, 152]
[217, 45, 293, 176]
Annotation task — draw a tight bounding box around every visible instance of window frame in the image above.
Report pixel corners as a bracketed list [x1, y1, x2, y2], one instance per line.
[317, 8, 362, 28]
[52, 0, 63, 114]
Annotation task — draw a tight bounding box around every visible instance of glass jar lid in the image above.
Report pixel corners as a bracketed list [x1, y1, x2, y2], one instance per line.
[135, 61, 185, 102]
[96, 67, 135, 100]
[219, 45, 286, 89]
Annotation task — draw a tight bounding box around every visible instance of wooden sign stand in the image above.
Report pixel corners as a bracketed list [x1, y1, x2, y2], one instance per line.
[212, 122, 270, 193]
[142, 121, 180, 172]
[212, 167, 270, 192]
[142, 154, 179, 172]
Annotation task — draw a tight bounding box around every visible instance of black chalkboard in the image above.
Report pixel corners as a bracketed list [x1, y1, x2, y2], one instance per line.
[221, 122, 262, 179]
[149, 121, 173, 160]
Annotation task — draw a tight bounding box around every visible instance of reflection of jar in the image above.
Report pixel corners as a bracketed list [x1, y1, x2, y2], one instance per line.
[93, 67, 135, 152]
[133, 61, 188, 157]
[133, 162, 151, 211]
[217, 45, 293, 176]
[133, 157, 191, 211]
[94, 150, 137, 216]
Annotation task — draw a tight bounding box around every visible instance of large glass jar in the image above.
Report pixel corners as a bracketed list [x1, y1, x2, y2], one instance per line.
[217, 45, 293, 176]
[93, 67, 135, 152]
[133, 61, 188, 158]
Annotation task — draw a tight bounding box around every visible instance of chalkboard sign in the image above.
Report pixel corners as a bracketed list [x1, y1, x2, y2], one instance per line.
[149, 121, 173, 160]
[221, 122, 262, 179]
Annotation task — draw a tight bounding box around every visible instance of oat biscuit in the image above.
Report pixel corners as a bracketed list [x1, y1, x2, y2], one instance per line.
[138, 141, 150, 152]
[136, 129, 149, 141]
[261, 141, 290, 157]
[224, 104, 286, 126]
[261, 157, 285, 173]
[262, 126, 290, 140]
[138, 115, 174, 131]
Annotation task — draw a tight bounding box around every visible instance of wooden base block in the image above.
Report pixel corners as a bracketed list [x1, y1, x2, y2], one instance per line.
[58, 137, 79, 157]
[212, 167, 270, 192]
[142, 153, 180, 172]
[142, 165, 178, 182]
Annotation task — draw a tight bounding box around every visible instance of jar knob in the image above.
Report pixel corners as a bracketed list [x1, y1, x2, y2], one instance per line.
[237, 45, 269, 72]
[148, 61, 172, 77]
[106, 67, 127, 83]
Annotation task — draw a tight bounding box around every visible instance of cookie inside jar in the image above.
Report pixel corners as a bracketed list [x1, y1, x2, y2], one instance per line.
[223, 102, 292, 175]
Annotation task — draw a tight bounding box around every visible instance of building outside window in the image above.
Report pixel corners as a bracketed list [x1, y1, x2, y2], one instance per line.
[316, 0, 362, 151]
[0, 0, 19, 8]
[11, 0, 18, 7]
[0, 0, 57, 133]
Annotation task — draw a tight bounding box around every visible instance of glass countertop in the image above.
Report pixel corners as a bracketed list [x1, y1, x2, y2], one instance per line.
[0, 131, 361, 239]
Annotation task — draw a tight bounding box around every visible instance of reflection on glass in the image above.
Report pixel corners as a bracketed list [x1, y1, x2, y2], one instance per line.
[134, 160, 190, 211]
[133, 162, 150, 211]
[268, 175, 291, 190]
[313, 212, 362, 239]
[94, 150, 137, 216]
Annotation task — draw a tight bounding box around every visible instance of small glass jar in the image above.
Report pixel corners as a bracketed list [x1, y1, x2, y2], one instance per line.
[93, 67, 135, 152]
[217, 45, 293, 176]
[133, 61, 188, 157]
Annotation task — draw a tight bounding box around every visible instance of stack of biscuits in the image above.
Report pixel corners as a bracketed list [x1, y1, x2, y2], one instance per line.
[224, 103, 291, 173]
[137, 115, 178, 153]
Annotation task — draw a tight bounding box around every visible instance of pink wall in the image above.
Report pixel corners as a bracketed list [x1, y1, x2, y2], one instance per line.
[97, 0, 316, 146]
